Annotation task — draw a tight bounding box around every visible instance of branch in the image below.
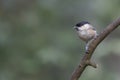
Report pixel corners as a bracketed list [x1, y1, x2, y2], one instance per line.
[70, 17, 120, 80]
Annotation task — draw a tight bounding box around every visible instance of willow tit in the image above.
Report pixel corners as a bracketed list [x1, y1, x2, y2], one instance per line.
[74, 21, 97, 42]
[74, 21, 98, 51]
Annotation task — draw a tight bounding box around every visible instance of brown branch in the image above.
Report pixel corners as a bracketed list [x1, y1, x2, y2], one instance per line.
[86, 60, 97, 68]
[70, 17, 120, 80]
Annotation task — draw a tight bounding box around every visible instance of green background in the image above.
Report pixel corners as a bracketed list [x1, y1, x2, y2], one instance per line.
[0, 0, 120, 80]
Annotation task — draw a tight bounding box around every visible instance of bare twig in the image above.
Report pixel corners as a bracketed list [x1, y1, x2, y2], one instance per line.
[86, 60, 97, 68]
[70, 17, 120, 80]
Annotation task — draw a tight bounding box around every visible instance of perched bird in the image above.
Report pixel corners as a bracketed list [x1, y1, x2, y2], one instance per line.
[73, 21, 98, 51]
[74, 21, 97, 43]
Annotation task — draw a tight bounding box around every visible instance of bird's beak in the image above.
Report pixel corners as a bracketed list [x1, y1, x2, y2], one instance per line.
[73, 26, 79, 31]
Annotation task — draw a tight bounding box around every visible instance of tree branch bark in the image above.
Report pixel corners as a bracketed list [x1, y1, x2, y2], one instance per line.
[70, 17, 120, 80]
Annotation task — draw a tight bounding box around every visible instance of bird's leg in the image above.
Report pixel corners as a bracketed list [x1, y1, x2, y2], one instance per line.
[85, 41, 90, 54]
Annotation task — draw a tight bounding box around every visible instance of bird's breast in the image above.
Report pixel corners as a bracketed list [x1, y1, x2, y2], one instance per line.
[77, 29, 96, 42]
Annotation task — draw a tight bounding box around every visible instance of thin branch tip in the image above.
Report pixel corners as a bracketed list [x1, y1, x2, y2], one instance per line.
[86, 60, 97, 68]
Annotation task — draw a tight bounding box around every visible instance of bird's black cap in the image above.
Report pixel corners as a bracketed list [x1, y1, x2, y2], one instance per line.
[75, 21, 90, 27]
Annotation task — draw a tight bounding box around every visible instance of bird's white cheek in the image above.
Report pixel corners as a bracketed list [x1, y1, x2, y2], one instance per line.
[78, 25, 89, 31]
[84, 24, 90, 29]
[77, 31, 87, 37]
[78, 27, 85, 31]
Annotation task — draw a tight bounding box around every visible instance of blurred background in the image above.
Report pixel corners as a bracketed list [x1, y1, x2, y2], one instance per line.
[0, 0, 120, 80]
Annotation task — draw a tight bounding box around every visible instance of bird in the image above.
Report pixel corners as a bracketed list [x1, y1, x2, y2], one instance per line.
[73, 21, 98, 51]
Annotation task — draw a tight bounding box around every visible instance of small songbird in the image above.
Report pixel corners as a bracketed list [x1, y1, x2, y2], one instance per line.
[74, 21, 97, 43]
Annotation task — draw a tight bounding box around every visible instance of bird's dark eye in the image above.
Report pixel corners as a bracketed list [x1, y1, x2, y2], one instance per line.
[75, 21, 89, 27]
[76, 23, 81, 27]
